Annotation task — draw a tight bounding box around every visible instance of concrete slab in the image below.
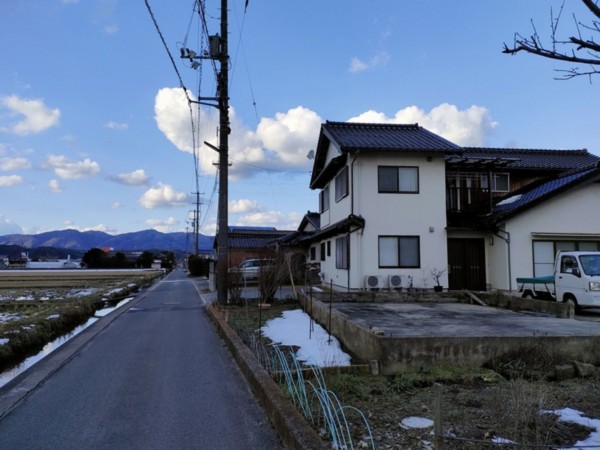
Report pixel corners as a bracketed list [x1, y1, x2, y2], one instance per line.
[331, 302, 600, 337]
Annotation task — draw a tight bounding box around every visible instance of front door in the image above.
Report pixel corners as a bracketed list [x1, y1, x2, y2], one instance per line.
[448, 238, 486, 291]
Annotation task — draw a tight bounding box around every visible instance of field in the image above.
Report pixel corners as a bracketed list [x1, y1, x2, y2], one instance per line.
[0, 269, 164, 371]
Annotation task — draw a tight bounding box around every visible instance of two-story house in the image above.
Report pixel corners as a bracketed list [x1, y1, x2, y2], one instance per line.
[306, 121, 600, 292]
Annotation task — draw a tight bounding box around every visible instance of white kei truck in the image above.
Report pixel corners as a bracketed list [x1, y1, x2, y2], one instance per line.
[517, 251, 600, 310]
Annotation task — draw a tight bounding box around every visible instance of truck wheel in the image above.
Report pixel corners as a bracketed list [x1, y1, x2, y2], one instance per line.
[563, 295, 579, 313]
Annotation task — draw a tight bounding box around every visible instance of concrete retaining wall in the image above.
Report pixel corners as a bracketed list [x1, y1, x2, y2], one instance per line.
[299, 294, 600, 375]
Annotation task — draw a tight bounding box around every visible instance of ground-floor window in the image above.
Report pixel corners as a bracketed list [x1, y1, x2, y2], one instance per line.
[336, 235, 349, 269]
[533, 240, 600, 276]
[378, 235, 420, 268]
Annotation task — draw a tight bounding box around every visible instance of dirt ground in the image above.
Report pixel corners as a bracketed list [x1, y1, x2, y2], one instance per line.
[323, 369, 600, 449]
[226, 301, 600, 449]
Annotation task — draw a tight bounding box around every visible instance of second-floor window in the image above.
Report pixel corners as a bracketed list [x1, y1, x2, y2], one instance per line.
[319, 185, 330, 212]
[335, 167, 348, 202]
[481, 173, 510, 192]
[378, 166, 419, 193]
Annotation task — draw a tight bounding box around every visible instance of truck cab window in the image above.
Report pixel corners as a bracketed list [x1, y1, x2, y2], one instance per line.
[561, 256, 579, 274]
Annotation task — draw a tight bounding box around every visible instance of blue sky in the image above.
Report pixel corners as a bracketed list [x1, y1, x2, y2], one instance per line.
[1, 0, 598, 236]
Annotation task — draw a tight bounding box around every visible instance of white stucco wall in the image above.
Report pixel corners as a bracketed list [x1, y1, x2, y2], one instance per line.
[497, 182, 600, 292]
[318, 152, 449, 290]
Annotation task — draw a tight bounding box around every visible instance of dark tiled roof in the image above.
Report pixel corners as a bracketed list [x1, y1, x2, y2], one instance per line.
[323, 122, 461, 152]
[491, 165, 600, 222]
[461, 148, 600, 171]
[226, 229, 293, 249]
[309, 214, 365, 242]
[310, 122, 460, 189]
[299, 211, 320, 231]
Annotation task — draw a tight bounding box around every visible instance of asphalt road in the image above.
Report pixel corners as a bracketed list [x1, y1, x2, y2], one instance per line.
[0, 269, 282, 450]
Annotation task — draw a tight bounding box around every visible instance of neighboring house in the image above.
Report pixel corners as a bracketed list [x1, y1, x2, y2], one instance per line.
[223, 226, 294, 266]
[307, 121, 600, 292]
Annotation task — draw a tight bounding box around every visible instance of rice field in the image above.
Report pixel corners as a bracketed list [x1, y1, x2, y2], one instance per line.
[0, 269, 164, 371]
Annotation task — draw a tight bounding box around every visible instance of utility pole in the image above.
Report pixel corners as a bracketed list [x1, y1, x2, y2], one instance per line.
[180, 0, 229, 303]
[216, 0, 229, 305]
[191, 190, 203, 256]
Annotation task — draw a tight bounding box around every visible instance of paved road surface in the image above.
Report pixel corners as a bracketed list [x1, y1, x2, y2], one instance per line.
[0, 269, 282, 450]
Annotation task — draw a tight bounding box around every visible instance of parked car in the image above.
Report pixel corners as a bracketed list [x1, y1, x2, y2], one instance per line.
[229, 258, 275, 282]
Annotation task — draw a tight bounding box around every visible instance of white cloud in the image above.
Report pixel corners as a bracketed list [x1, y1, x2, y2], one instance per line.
[49, 179, 62, 193]
[349, 58, 369, 73]
[0, 215, 23, 235]
[348, 103, 497, 146]
[105, 120, 128, 130]
[44, 155, 101, 179]
[146, 217, 180, 233]
[108, 169, 150, 186]
[104, 24, 118, 34]
[229, 199, 262, 214]
[256, 106, 322, 167]
[64, 222, 117, 234]
[139, 183, 189, 209]
[154, 87, 321, 179]
[0, 95, 60, 135]
[0, 175, 23, 187]
[236, 210, 300, 231]
[111, 201, 122, 209]
[349, 51, 391, 73]
[0, 157, 30, 171]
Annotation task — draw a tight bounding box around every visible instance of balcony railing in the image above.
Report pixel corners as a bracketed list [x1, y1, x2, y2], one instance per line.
[446, 187, 492, 213]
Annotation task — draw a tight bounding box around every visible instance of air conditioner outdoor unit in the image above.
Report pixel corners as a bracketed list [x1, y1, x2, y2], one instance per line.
[389, 274, 402, 290]
[364, 275, 384, 290]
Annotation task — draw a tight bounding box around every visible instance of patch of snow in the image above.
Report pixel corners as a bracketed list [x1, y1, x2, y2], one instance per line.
[402, 416, 433, 428]
[46, 314, 60, 320]
[401, 416, 434, 429]
[0, 313, 22, 324]
[261, 309, 352, 367]
[0, 338, 9, 345]
[16, 296, 34, 301]
[492, 436, 515, 444]
[497, 194, 522, 206]
[67, 288, 97, 298]
[106, 287, 124, 296]
[544, 408, 600, 449]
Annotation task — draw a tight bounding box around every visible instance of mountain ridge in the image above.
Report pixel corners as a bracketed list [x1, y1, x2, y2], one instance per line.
[0, 229, 214, 253]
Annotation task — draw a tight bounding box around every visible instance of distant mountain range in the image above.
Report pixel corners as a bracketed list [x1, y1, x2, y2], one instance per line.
[0, 229, 214, 253]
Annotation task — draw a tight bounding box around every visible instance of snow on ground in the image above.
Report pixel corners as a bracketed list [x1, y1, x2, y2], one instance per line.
[261, 309, 352, 367]
[545, 408, 600, 449]
[67, 288, 98, 298]
[0, 313, 22, 324]
[401, 417, 434, 429]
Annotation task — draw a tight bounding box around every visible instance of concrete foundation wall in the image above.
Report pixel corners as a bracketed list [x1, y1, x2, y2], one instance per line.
[299, 294, 600, 374]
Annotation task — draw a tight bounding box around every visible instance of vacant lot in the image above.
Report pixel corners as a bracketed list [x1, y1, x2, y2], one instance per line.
[226, 300, 600, 449]
[0, 269, 163, 371]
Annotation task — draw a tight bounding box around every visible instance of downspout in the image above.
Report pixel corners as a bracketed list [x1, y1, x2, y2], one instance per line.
[349, 153, 359, 292]
[494, 229, 512, 292]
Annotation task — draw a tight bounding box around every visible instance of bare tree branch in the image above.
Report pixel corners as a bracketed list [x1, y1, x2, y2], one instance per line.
[503, 0, 600, 79]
